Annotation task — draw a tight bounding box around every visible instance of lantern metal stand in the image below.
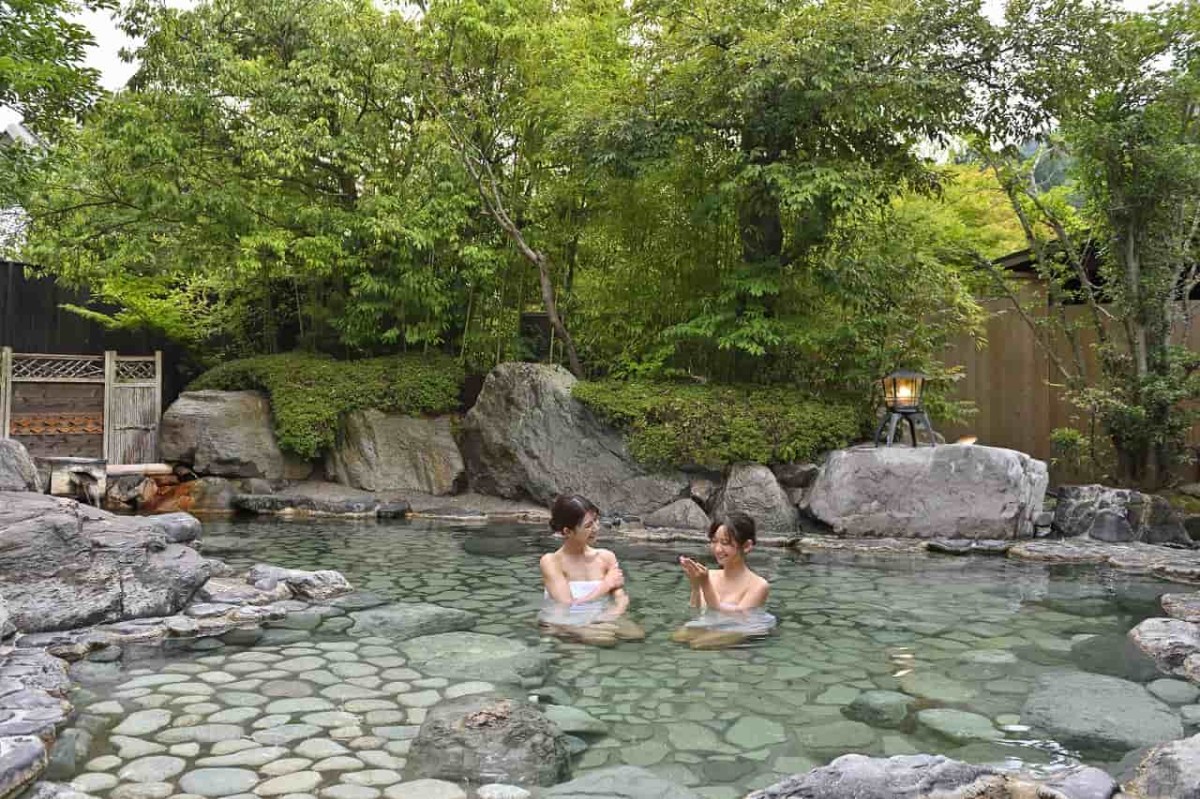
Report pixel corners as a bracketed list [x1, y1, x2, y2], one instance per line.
[874, 369, 937, 447]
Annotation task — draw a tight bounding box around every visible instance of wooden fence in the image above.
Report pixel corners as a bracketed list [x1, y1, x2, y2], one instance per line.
[0, 348, 163, 464]
[1, 260, 189, 407]
[939, 273, 1200, 478]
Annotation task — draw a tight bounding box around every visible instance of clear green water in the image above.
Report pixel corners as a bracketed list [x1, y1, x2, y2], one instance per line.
[61, 518, 1191, 799]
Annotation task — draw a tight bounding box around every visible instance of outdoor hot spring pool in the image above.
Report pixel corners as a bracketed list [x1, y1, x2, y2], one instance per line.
[60, 518, 1195, 798]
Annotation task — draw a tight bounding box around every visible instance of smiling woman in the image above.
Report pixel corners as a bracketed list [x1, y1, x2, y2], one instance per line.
[538, 493, 647, 645]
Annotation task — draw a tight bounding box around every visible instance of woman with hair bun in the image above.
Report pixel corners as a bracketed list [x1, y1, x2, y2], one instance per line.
[673, 511, 775, 649]
[538, 494, 644, 646]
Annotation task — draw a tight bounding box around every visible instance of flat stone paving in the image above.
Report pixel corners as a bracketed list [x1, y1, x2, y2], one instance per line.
[64, 637, 497, 799]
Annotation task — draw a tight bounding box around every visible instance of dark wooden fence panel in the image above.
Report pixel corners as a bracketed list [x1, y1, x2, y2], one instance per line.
[1, 261, 189, 406]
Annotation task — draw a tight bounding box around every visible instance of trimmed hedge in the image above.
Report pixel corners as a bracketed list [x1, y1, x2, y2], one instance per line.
[189, 353, 464, 459]
[573, 379, 864, 469]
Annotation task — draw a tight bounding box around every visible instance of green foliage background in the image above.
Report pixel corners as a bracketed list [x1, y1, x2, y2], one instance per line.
[4, 0, 1197, 484]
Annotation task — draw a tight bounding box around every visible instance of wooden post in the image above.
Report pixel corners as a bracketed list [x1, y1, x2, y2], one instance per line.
[154, 350, 163, 413]
[0, 347, 11, 440]
[153, 350, 163, 461]
[102, 350, 115, 462]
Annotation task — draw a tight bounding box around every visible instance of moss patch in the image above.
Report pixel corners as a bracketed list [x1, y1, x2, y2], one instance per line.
[190, 352, 464, 459]
[573, 379, 863, 469]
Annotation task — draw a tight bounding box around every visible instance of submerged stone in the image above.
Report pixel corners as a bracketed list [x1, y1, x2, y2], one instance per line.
[178, 768, 260, 797]
[541, 705, 606, 735]
[724, 717, 786, 749]
[112, 709, 172, 737]
[398, 633, 549, 685]
[349, 604, 477, 643]
[1022, 672, 1183, 753]
[844, 691, 915, 728]
[382, 780, 466, 799]
[916, 709, 1002, 743]
[539, 766, 700, 799]
[254, 771, 322, 796]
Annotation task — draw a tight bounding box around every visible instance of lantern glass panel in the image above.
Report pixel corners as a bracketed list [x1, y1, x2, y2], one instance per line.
[882, 372, 924, 410]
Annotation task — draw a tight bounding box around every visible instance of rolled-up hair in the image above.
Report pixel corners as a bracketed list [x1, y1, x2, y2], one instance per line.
[708, 511, 756, 545]
[550, 494, 600, 533]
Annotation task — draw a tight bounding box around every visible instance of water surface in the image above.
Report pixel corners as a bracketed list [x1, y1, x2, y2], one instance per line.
[66, 518, 1191, 799]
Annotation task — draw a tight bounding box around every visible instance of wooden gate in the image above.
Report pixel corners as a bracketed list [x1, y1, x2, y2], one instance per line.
[0, 347, 163, 465]
[104, 352, 163, 465]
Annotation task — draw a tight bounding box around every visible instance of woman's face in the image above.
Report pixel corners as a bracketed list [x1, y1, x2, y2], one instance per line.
[564, 511, 600, 544]
[709, 525, 745, 566]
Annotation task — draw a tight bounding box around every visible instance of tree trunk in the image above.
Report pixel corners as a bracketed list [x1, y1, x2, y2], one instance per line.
[533, 251, 583, 377]
[443, 128, 585, 377]
[1126, 223, 1149, 378]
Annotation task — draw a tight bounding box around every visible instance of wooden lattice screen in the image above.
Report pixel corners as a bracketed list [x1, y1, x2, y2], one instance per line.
[0, 347, 163, 465]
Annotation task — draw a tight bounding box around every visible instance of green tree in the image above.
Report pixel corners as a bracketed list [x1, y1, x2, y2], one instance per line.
[604, 0, 992, 378]
[10, 0, 1001, 419]
[979, 0, 1200, 486]
[558, 0, 993, 413]
[0, 0, 112, 137]
[422, 0, 635, 375]
[14, 0, 485, 355]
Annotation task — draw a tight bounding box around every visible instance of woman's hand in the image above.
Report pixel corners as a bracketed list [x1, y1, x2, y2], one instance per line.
[602, 566, 626, 592]
[680, 556, 708, 585]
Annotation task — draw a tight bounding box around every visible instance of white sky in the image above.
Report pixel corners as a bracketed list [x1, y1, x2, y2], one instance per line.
[0, 0, 1161, 129]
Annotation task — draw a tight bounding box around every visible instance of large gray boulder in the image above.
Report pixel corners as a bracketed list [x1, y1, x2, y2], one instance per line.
[0, 492, 211, 633]
[159, 391, 285, 480]
[541, 766, 701, 798]
[1130, 616, 1200, 680]
[806, 445, 1048, 539]
[1021, 672, 1183, 754]
[0, 736, 48, 799]
[1124, 732, 1200, 798]
[0, 441, 38, 492]
[710, 464, 798, 533]
[326, 411, 464, 495]
[459, 364, 685, 516]
[1054, 485, 1192, 546]
[645, 499, 711, 531]
[408, 693, 569, 786]
[246, 563, 352, 601]
[745, 754, 1000, 798]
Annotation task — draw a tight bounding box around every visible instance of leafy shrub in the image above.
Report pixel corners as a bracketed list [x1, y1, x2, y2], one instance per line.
[573, 379, 865, 469]
[190, 352, 464, 459]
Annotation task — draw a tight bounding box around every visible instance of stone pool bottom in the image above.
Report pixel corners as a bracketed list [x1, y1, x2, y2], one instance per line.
[57, 518, 1197, 799]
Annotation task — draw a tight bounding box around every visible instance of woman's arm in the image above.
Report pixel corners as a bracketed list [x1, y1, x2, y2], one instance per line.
[698, 575, 722, 611]
[539, 554, 574, 604]
[608, 587, 630, 616]
[570, 567, 624, 605]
